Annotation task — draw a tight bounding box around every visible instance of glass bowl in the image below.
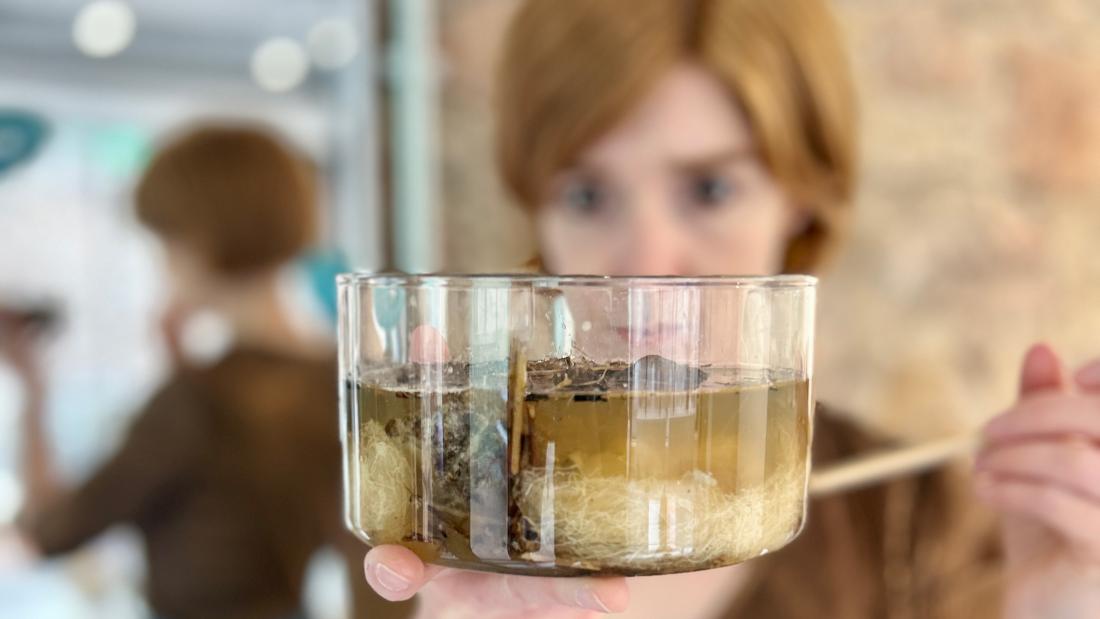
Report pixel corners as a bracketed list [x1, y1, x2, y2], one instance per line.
[338, 274, 815, 576]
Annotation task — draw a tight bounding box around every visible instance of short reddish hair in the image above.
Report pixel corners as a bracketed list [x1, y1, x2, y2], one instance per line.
[136, 124, 317, 275]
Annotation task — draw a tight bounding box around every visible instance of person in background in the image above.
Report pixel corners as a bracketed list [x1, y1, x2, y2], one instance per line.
[359, 0, 1100, 617]
[1, 125, 412, 619]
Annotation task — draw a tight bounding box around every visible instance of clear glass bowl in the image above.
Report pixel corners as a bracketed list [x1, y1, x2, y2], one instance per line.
[339, 274, 815, 576]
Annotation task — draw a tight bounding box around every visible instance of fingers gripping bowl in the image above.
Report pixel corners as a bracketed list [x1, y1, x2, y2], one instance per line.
[338, 274, 816, 576]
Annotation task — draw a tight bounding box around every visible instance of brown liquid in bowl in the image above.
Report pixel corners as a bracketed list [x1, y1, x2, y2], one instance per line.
[346, 357, 810, 576]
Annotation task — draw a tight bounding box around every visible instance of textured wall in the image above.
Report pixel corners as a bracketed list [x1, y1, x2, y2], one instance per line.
[438, 0, 1100, 438]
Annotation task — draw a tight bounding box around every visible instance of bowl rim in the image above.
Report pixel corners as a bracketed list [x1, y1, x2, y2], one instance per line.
[336, 272, 817, 289]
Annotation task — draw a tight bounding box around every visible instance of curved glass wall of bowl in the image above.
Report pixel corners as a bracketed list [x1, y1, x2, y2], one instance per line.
[339, 274, 816, 576]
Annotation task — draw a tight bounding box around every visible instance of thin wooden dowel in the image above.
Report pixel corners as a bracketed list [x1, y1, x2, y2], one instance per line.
[808, 433, 981, 497]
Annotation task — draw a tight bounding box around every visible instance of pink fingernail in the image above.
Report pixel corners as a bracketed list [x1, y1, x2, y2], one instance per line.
[576, 588, 612, 613]
[374, 563, 411, 592]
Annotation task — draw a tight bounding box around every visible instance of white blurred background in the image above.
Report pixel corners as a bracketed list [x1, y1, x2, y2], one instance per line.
[0, 1, 388, 616]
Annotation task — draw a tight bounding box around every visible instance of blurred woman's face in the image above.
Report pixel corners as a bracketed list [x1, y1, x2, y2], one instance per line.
[537, 63, 800, 277]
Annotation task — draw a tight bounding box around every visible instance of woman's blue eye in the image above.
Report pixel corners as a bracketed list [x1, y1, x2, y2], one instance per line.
[687, 174, 734, 209]
[562, 180, 607, 216]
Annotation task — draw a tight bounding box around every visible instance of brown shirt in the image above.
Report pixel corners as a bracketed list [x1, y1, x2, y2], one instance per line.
[22, 348, 413, 619]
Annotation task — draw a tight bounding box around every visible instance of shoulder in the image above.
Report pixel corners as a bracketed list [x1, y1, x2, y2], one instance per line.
[811, 403, 994, 541]
[129, 370, 210, 433]
[810, 404, 1003, 615]
[731, 404, 1002, 617]
[811, 402, 892, 466]
[196, 347, 338, 413]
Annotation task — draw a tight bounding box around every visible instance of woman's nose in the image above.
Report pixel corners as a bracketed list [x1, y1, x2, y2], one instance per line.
[614, 207, 686, 276]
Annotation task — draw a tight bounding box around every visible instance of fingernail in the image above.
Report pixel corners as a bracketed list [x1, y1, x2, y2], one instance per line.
[373, 563, 411, 592]
[576, 588, 612, 613]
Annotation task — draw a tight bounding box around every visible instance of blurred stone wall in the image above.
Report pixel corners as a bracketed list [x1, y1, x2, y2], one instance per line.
[437, 0, 1100, 438]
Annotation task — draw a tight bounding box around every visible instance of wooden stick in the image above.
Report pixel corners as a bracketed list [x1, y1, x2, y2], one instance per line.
[808, 433, 981, 497]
